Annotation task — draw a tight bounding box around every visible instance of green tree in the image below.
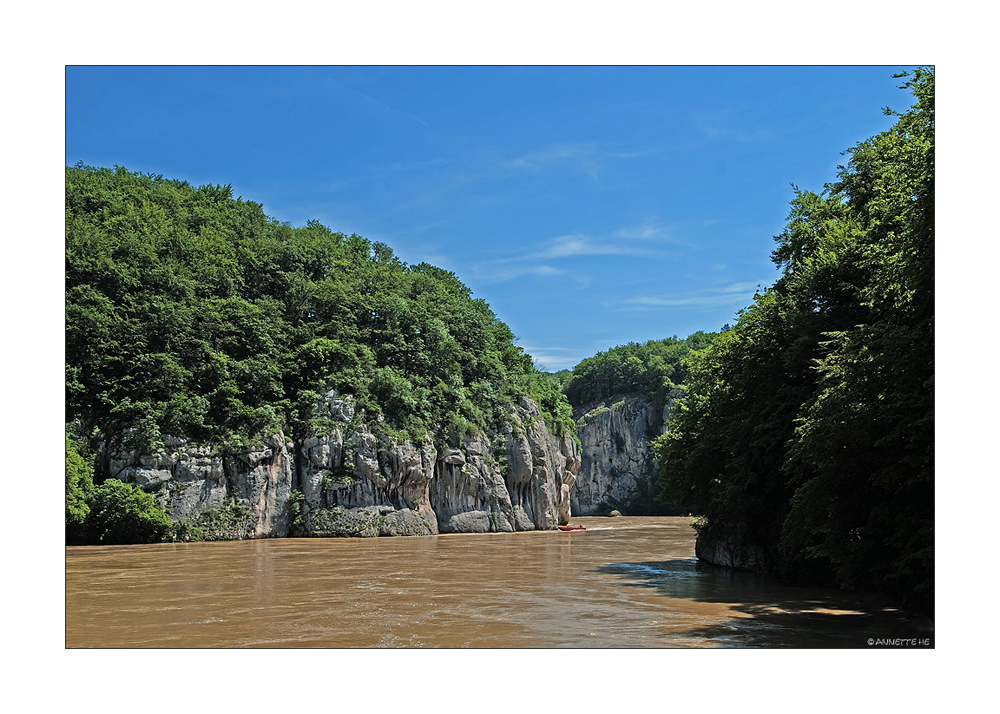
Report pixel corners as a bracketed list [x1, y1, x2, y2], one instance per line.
[656, 68, 934, 611]
[84, 479, 173, 544]
[65, 431, 94, 544]
[778, 68, 934, 610]
[656, 288, 826, 577]
[564, 333, 716, 410]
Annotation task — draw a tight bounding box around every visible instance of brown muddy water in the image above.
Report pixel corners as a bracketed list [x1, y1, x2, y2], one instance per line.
[65, 516, 932, 648]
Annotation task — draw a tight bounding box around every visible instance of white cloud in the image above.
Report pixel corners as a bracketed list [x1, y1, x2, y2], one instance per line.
[608, 219, 694, 246]
[624, 295, 740, 308]
[622, 281, 763, 309]
[534, 234, 638, 259]
[505, 142, 600, 179]
[469, 263, 563, 285]
[611, 223, 666, 241]
[528, 221, 688, 261]
[468, 220, 688, 284]
[504, 140, 650, 182]
[520, 345, 585, 371]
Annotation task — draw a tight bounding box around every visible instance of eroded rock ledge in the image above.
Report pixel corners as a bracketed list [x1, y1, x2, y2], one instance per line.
[107, 396, 580, 540]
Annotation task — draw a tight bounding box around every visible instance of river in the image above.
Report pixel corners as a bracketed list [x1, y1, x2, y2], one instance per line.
[65, 516, 932, 648]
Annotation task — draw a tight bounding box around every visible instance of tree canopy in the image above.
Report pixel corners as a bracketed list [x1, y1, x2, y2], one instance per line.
[66, 163, 575, 471]
[656, 68, 934, 612]
[562, 333, 716, 410]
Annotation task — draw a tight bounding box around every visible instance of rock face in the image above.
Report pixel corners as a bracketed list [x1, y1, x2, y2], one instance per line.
[109, 432, 294, 540]
[571, 391, 682, 516]
[428, 397, 581, 534]
[107, 395, 579, 539]
[694, 522, 771, 573]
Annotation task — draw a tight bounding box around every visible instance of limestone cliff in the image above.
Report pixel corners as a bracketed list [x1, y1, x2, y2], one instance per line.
[107, 394, 579, 539]
[109, 432, 294, 540]
[571, 391, 682, 516]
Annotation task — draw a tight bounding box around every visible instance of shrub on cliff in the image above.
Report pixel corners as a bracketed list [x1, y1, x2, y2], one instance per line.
[84, 479, 173, 544]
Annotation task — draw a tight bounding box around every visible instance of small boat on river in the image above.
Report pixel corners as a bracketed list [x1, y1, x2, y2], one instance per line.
[557, 525, 586, 531]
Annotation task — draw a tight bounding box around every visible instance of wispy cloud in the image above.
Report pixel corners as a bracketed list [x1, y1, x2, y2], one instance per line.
[470, 263, 564, 285]
[519, 345, 585, 372]
[532, 234, 639, 259]
[528, 221, 687, 261]
[470, 220, 687, 285]
[505, 142, 601, 179]
[609, 220, 693, 246]
[621, 282, 763, 310]
[319, 73, 429, 126]
[504, 141, 651, 182]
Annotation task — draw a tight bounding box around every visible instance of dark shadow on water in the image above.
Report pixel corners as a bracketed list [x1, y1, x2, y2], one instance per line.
[596, 559, 934, 648]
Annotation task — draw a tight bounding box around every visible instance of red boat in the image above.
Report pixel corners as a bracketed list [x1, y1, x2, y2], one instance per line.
[557, 525, 586, 531]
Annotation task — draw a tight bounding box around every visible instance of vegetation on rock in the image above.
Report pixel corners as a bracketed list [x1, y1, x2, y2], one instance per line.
[561, 333, 715, 412]
[554, 333, 716, 517]
[66, 162, 576, 543]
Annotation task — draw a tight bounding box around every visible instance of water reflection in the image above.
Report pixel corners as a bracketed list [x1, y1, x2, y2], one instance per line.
[596, 559, 933, 648]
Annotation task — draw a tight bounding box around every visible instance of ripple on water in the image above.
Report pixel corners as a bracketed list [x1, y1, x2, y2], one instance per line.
[65, 516, 931, 648]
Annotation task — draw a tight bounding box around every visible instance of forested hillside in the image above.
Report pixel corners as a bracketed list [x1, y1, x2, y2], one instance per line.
[66, 164, 574, 472]
[561, 333, 716, 411]
[656, 68, 934, 612]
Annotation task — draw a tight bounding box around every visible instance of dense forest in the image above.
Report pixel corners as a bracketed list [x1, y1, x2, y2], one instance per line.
[655, 68, 934, 613]
[560, 333, 716, 412]
[66, 164, 574, 541]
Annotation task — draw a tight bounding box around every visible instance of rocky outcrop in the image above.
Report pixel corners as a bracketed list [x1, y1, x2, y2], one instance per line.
[571, 391, 682, 515]
[107, 394, 579, 539]
[297, 399, 441, 537]
[694, 521, 771, 573]
[428, 397, 580, 534]
[109, 432, 294, 539]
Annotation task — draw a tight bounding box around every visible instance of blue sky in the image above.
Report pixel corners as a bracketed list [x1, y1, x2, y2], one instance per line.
[66, 65, 916, 370]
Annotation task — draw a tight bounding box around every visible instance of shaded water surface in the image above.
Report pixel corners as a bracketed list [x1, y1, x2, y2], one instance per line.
[66, 516, 931, 648]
